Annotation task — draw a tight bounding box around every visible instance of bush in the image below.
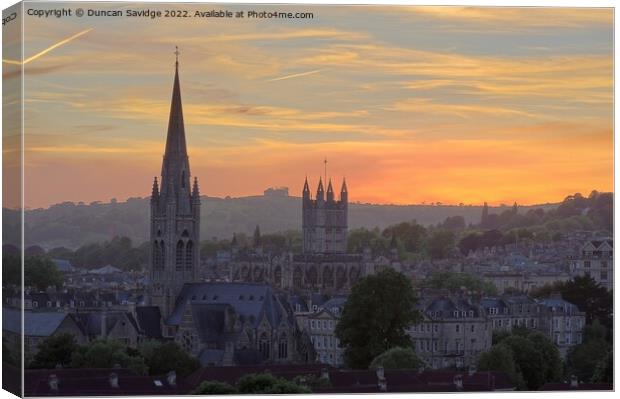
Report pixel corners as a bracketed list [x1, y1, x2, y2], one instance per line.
[369, 347, 422, 370]
[191, 380, 238, 395]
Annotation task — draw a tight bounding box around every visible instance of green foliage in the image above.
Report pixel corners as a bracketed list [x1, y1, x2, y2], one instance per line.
[293, 374, 330, 388]
[30, 333, 78, 369]
[236, 373, 311, 394]
[347, 227, 389, 253]
[477, 344, 526, 390]
[591, 351, 613, 383]
[2, 254, 21, 287]
[481, 328, 561, 390]
[566, 320, 612, 383]
[335, 269, 422, 369]
[423, 271, 498, 296]
[369, 346, 422, 370]
[139, 340, 201, 377]
[70, 340, 147, 375]
[382, 222, 428, 254]
[427, 230, 455, 259]
[24, 256, 63, 291]
[191, 380, 238, 395]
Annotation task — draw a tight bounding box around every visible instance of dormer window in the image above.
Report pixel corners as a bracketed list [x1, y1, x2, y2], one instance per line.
[453, 311, 458, 318]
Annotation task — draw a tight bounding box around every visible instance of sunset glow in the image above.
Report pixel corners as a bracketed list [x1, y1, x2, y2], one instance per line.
[5, 4, 612, 209]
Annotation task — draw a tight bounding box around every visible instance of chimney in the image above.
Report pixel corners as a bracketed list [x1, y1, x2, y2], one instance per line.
[48, 374, 59, 391]
[166, 371, 177, 386]
[570, 375, 578, 388]
[453, 374, 463, 391]
[376, 366, 387, 392]
[320, 368, 330, 382]
[109, 372, 119, 388]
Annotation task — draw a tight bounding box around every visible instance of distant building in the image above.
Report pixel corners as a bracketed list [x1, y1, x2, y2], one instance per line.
[408, 296, 492, 370]
[163, 282, 314, 366]
[3, 308, 87, 357]
[569, 238, 613, 290]
[148, 52, 201, 320]
[479, 294, 585, 358]
[264, 187, 289, 197]
[305, 297, 347, 366]
[302, 177, 348, 254]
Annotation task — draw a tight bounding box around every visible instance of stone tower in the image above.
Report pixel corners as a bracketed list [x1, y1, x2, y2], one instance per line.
[302, 177, 348, 254]
[149, 51, 201, 319]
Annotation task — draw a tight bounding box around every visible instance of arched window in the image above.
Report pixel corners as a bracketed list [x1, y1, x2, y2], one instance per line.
[278, 334, 288, 359]
[176, 241, 184, 270]
[160, 241, 166, 267]
[259, 333, 270, 360]
[185, 241, 194, 270]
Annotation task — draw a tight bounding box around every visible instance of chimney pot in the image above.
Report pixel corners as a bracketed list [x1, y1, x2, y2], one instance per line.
[570, 375, 578, 388]
[48, 374, 59, 391]
[166, 370, 177, 386]
[109, 372, 119, 388]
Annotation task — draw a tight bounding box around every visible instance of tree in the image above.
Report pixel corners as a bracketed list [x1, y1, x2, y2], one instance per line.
[191, 381, 238, 394]
[335, 269, 421, 368]
[591, 351, 613, 383]
[498, 335, 545, 390]
[139, 340, 200, 377]
[2, 254, 21, 287]
[369, 347, 422, 370]
[477, 344, 525, 390]
[236, 373, 310, 394]
[24, 256, 63, 291]
[424, 271, 497, 296]
[70, 340, 147, 375]
[30, 333, 78, 369]
[427, 230, 455, 259]
[566, 320, 611, 382]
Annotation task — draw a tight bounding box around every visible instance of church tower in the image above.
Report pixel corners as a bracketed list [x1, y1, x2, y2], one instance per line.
[149, 49, 201, 319]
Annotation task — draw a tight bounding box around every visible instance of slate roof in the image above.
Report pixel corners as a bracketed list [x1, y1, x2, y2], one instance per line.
[89, 265, 123, 275]
[166, 282, 284, 329]
[3, 307, 73, 336]
[135, 306, 163, 339]
[51, 259, 74, 273]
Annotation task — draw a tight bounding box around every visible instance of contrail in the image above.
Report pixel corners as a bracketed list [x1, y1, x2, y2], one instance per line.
[266, 69, 323, 82]
[2, 28, 93, 65]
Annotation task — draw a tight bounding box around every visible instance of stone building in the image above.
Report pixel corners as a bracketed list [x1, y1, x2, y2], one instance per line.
[149, 52, 201, 319]
[407, 296, 492, 370]
[163, 282, 314, 366]
[302, 177, 348, 254]
[479, 294, 585, 358]
[305, 297, 347, 366]
[569, 238, 613, 290]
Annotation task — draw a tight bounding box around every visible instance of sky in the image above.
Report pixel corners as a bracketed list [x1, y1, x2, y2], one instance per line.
[3, 3, 613, 209]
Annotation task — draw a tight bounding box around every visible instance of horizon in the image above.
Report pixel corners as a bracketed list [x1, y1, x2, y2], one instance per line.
[13, 187, 608, 212]
[3, 4, 613, 209]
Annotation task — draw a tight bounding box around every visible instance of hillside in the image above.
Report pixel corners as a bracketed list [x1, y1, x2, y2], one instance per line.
[3, 195, 559, 250]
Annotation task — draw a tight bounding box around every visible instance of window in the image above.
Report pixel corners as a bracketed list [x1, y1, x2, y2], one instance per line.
[412, 325, 417, 332]
[601, 261, 608, 269]
[601, 271, 608, 280]
[323, 320, 327, 330]
[311, 320, 316, 329]
[456, 324, 460, 333]
[453, 311, 458, 318]
[259, 333, 270, 359]
[176, 241, 184, 270]
[433, 324, 438, 333]
[469, 311, 474, 317]
[278, 336, 288, 359]
[584, 261, 591, 268]
[185, 241, 194, 270]
[471, 324, 475, 333]
[33, 301, 38, 308]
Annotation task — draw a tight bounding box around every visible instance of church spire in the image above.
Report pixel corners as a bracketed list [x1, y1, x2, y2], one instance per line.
[159, 47, 192, 213]
[326, 179, 334, 202]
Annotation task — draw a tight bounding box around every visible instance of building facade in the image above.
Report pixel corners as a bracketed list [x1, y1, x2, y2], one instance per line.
[302, 177, 348, 254]
[569, 238, 613, 290]
[408, 296, 492, 370]
[149, 54, 201, 319]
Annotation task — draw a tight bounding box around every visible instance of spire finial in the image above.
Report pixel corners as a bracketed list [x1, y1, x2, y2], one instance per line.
[174, 46, 180, 65]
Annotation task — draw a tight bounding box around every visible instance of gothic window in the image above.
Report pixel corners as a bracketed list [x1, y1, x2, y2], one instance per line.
[153, 241, 163, 271]
[160, 241, 166, 266]
[278, 334, 288, 359]
[176, 241, 184, 270]
[274, 266, 282, 288]
[185, 241, 194, 270]
[259, 333, 270, 360]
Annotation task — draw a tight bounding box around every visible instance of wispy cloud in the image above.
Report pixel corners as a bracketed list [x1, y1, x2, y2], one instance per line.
[3, 28, 92, 65]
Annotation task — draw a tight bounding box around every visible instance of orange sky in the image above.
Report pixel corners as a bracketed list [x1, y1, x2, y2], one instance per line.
[3, 4, 613, 209]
